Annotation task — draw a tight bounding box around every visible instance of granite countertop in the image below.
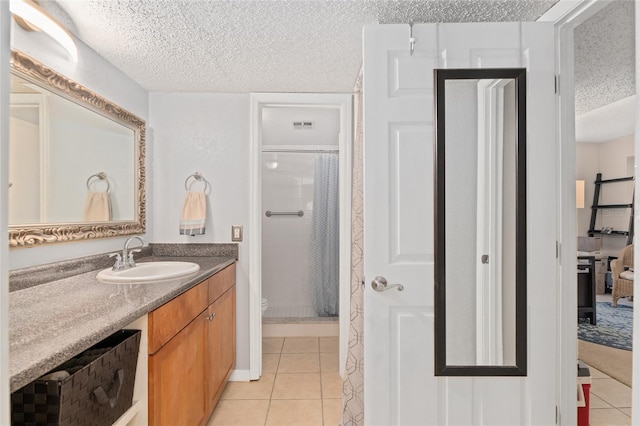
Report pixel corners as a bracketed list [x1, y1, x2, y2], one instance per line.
[9, 255, 235, 392]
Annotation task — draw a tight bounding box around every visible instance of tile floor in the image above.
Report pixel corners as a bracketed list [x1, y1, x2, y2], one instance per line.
[588, 365, 632, 425]
[207, 336, 342, 425]
[206, 336, 631, 425]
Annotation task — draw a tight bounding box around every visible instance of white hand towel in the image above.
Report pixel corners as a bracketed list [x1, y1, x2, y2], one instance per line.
[180, 191, 207, 235]
[83, 191, 112, 222]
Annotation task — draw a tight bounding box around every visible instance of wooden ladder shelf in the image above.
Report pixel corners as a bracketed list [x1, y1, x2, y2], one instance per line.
[587, 172, 634, 245]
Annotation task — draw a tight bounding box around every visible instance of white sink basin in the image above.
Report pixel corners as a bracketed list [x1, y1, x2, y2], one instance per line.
[96, 261, 200, 284]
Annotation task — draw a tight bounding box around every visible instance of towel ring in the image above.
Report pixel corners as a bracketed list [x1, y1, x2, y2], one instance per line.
[185, 172, 210, 193]
[87, 172, 110, 192]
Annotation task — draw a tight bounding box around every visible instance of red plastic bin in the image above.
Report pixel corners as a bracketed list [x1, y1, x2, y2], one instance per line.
[578, 361, 591, 426]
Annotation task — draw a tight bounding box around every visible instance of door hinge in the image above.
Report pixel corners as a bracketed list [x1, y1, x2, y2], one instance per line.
[555, 75, 560, 95]
[556, 241, 561, 261]
[556, 406, 560, 424]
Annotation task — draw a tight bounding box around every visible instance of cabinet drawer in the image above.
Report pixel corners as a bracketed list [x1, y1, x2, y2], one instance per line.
[149, 282, 208, 354]
[208, 263, 236, 305]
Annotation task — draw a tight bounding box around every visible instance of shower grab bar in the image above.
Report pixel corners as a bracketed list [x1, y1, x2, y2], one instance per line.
[265, 210, 304, 217]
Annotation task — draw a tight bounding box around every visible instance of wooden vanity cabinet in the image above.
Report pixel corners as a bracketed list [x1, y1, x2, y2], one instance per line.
[148, 263, 236, 426]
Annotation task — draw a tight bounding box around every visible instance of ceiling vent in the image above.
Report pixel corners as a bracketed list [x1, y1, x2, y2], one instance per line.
[293, 121, 313, 129]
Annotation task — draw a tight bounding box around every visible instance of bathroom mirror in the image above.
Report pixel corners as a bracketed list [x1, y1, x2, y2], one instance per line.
[434, 68, 526, 376]
[9, 50, 146, 247]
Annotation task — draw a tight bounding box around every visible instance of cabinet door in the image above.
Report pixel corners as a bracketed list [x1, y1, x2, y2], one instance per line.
[149, 310, 207, 426]
[206, 286, 236, 414]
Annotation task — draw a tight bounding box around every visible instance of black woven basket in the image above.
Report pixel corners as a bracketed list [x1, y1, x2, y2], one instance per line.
[11, 329, 141, 426]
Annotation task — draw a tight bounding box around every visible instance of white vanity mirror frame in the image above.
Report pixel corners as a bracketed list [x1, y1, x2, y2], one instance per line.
[9, 50, 146, 247]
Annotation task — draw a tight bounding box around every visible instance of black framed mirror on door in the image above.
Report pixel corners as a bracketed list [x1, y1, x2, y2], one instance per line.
[434, 68, 527, 376]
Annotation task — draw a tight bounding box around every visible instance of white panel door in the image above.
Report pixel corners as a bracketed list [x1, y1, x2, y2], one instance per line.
[363, 22, 557, 425]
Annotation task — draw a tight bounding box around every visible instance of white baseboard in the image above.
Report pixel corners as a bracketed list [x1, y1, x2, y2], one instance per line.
[229, 369, 252, 382]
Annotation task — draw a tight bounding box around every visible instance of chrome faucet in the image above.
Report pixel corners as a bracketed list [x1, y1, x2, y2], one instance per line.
[109, 236, 144, 271]
[123, 236, 144, 268]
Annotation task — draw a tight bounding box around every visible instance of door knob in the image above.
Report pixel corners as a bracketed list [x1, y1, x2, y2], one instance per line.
[371, 276, 404, 292]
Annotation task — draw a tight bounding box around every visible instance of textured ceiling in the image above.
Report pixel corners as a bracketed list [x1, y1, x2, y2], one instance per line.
[576, 95, 636, 142]
[36, 0, 636, 123]
[42, 0, 557, 93]
[575, 0, 635, 115]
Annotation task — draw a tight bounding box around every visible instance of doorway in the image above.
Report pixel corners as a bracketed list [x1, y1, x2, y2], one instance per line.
[249, 93, 352, 380]
[549, 0, 638, 423]
[573, 1, 636, 423]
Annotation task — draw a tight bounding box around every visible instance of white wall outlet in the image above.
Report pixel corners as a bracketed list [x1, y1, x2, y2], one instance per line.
[231, 225, 243, 242]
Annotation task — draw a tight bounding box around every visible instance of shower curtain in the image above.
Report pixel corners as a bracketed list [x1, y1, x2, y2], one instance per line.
[310, 153, 339, 316]
[342, 66, 363, 426]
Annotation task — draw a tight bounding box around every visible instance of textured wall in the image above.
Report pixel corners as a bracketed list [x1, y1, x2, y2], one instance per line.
[149, 92, 252, 371]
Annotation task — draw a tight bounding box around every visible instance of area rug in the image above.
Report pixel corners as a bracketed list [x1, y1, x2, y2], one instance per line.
[578, 340, 632, 387]
[578, 302, 632, 351]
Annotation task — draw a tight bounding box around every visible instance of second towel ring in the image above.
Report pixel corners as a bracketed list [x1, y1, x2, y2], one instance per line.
[185, 172, 211, 193]
[87, 172, 110, 192]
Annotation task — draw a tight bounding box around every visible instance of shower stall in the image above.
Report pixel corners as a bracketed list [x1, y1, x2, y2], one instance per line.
[261, 149, 339, 320]
[260, 106, 341, 322]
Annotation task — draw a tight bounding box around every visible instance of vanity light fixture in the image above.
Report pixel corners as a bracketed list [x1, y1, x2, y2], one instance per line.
[10, 0, 78, 62]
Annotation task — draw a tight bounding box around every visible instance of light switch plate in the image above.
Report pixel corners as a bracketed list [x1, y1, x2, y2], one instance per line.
[231, 225, 243, 242]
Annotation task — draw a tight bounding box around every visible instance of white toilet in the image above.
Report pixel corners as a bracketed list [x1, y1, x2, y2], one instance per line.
[261, 297, 268, 316]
